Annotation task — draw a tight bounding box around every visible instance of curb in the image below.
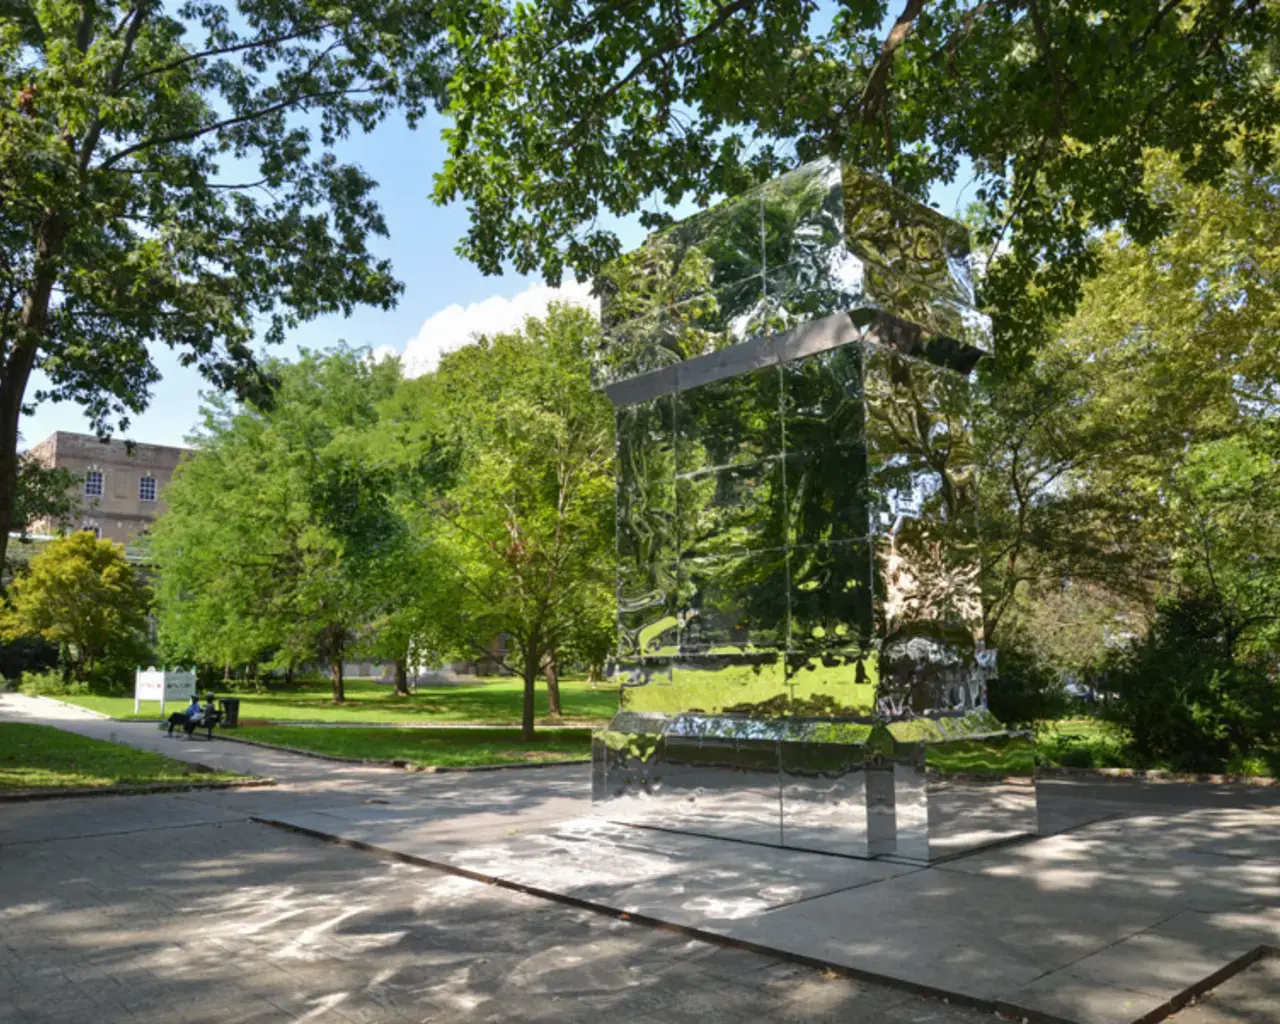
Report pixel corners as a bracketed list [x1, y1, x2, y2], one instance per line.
[214, 733, 592, 773]
[0, 776, 276, 803]
[1040, 766, 1276, 786]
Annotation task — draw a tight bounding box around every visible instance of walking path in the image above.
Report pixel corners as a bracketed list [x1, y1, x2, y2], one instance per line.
[3, 692, 1277, 1023]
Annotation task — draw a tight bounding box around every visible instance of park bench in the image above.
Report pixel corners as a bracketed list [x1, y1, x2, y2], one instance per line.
[183, 706, 223, 740]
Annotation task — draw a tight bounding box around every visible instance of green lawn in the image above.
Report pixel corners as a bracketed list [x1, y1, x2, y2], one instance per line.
[236, 725, 593, 768]
[1036, 718, 1132, 769]
[59, 677, 621, 726]
[0, 723, 244, 793]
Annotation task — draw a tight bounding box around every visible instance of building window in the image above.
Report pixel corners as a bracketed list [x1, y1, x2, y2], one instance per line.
[84, 469, 103, 498]
[139, 476, 157, 502]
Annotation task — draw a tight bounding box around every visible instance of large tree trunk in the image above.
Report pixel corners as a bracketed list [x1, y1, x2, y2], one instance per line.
[330, 656, 345, 703]
[0, 218, 66, 576]
[544, 650, 562, 717]
[393, 657, 410, 697]
[284, 663, 294, 687]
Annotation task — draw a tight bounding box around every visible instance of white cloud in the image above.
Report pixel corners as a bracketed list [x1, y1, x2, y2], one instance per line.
[368, 344, 399, 365]
[401, 279, 596, 378]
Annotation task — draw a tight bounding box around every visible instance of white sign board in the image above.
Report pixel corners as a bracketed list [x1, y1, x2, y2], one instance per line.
[134, 667, 197, 715]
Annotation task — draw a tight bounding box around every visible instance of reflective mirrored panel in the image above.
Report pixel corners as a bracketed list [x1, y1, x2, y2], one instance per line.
[622, 655, 787, 715]
[759, 159, 845, 275]
[678, 547, 789, 656]
[677, 460, 788, 561]
[780, 727, 874, 857]
[674, 365, 783, 476]
[659, 732, 782, 845]
[780, 343, 864, 453]
[616, 397, 677, 564]
[842, 166, 976, 309]
[787, 541, 874, 655]
[864, 342, 977, 534]
[594, 158, 989, 389]
[618, 559, 679, 658]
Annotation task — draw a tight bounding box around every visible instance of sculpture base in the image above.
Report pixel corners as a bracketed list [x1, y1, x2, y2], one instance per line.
[592, 711, 1037, 862]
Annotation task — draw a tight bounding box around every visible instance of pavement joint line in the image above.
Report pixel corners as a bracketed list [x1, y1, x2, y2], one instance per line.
[1131, 943, 1279, 1024]
[0, 817, 249, 848]
[1020, 907, 1189, 990]
[753, 864, 931, 915]
[248, 813, 1087, 1024]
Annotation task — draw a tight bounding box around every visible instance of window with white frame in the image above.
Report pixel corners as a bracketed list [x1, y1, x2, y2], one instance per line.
[139, 476, 157, 502]
[84, 469, 103, 498]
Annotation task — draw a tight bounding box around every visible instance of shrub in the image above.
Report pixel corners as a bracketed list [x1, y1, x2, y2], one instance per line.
[986, 628, 1069, 726]
[0, 636, 58, 682]
[18, 670, 88, 697]
[1102, 595, 1278, 771]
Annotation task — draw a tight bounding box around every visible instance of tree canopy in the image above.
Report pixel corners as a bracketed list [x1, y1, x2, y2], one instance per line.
[0, 530, 150, 684]
[435, 1, 1278, 349]
[151, 347, 408, 700]
[379, 303, 616, 738]
[0, 0, 449, 568]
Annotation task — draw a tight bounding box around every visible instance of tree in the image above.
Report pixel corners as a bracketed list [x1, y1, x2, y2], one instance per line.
[12, 457, 75, 539]
[0, 0, 449, 570]
[0, 531, 150, 685]
[435, 2, 1277, 351]
[383, 304, 615, 739]
[976, 150, 1280, 644]
[151, 347, 407, 701]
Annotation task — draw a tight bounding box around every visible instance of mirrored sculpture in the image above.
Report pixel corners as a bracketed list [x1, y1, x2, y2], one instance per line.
[592, 159, 1036, 862]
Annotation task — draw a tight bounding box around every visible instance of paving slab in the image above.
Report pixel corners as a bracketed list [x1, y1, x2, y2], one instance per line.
[939, 810, 1280, 915]
[1166, 953, 1280, 1024]
[268, 811, 915, 925]
[0, 812, 1001, 1024]
[258, 791, 1280, 1024]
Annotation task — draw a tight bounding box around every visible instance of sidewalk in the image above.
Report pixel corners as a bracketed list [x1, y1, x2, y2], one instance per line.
[6, 690, 1278, 1023]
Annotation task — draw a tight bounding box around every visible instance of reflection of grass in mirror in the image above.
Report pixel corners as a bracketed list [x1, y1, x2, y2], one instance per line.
[926, 738, 1036, 777]
[887, 711, 1004, 743]
[625, 659, 786, 714]
[623, 653, 879, 716]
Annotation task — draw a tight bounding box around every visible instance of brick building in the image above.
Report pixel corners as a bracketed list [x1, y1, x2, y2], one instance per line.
[25, 432, 187, 545]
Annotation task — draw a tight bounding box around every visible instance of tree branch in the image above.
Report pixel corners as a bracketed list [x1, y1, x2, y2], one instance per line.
[568, 0, 755, 142]
[99, 87, 369, 169]
[81, 2, 149, 170]
[859, 0, 929, 125]
[1025, 0, 1066, 128]
[116, 28, 332, 93]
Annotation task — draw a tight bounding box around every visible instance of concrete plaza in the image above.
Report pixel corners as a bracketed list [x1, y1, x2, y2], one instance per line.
[1, 693, 1276, 1023]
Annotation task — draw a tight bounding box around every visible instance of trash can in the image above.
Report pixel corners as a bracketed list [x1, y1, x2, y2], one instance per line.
[219, 697, 240, 728]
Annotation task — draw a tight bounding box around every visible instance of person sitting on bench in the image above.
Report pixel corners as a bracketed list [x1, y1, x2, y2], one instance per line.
[167, 695, 204, 737]
[182, 694, 220, 738]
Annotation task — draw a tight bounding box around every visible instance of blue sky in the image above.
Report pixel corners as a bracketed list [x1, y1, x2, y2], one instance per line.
[21, 108, 973, 451]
